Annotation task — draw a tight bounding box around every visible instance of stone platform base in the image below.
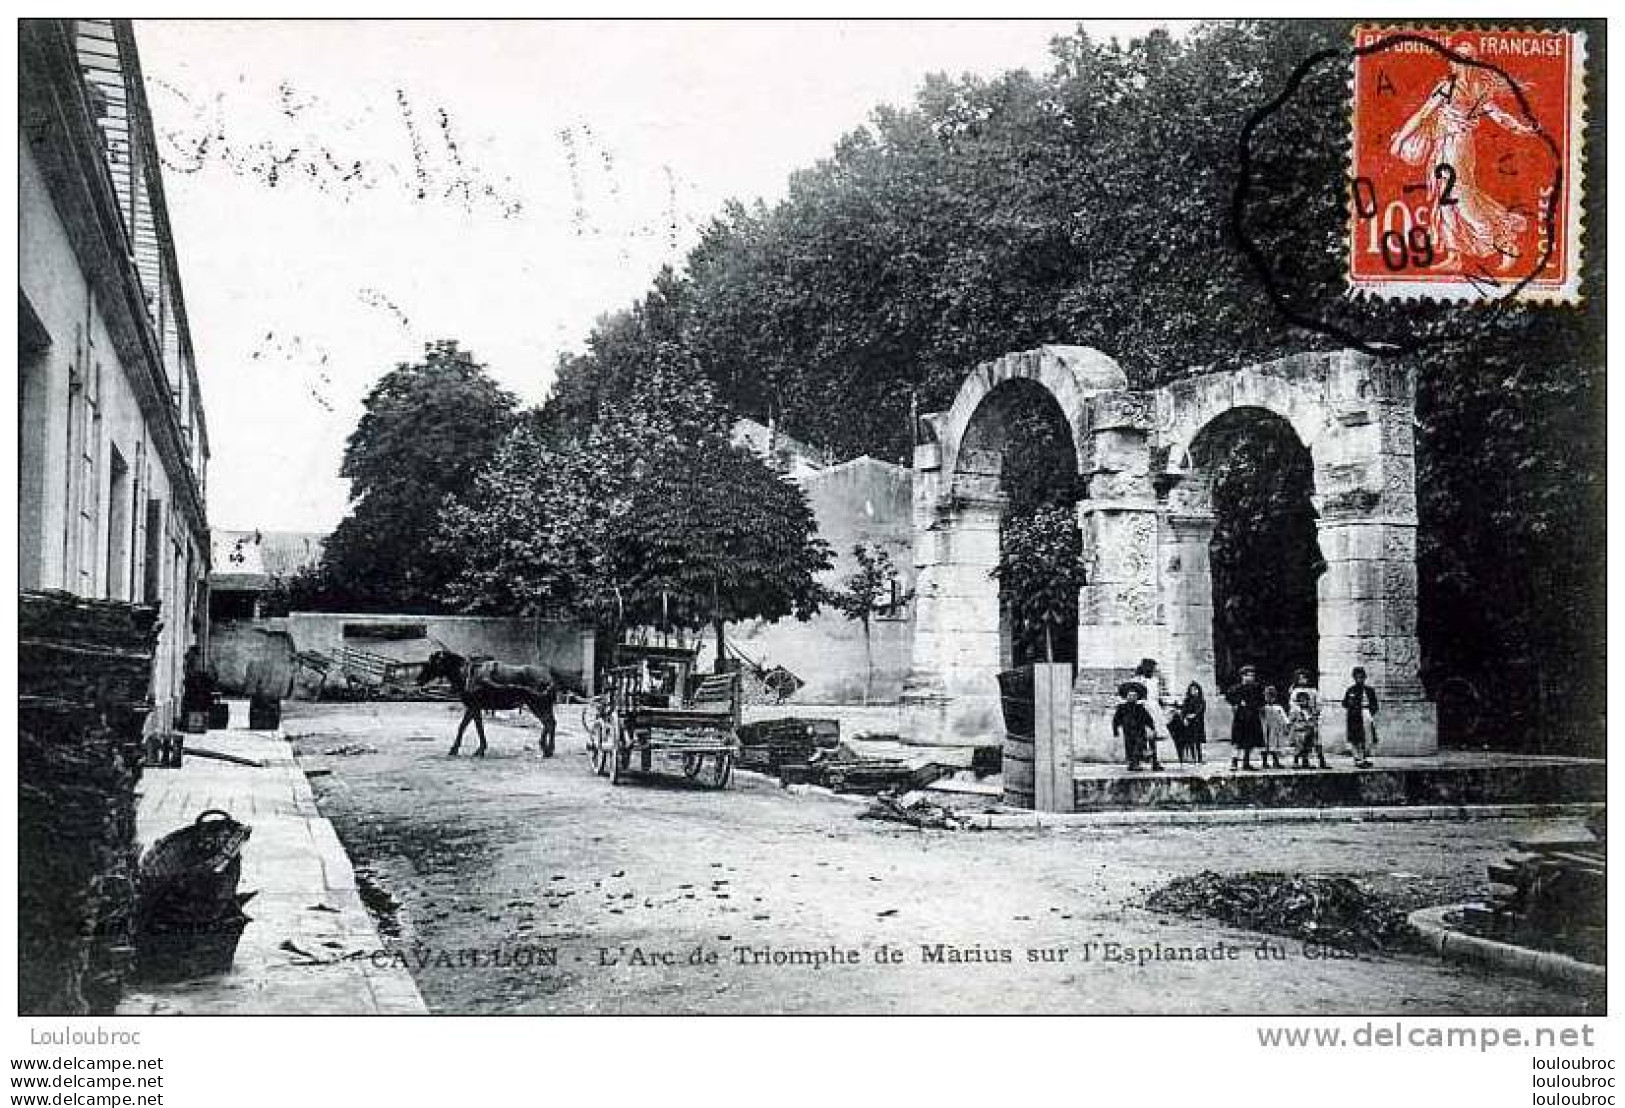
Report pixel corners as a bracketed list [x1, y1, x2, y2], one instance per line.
[1069, 753, 1604, 812]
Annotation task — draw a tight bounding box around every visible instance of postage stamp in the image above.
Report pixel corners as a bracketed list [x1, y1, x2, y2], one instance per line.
[1348, 27, 1586, 304]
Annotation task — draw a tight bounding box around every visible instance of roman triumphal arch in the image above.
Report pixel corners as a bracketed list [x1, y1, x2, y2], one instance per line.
[900, 345, 1435, 760]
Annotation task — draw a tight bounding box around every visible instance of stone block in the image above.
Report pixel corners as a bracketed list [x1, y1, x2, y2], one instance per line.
[1088, 470, 1150, 500]
[1090, 430, 1151, 474]
[1380, 460, 1416, 495]
[1090, 391, 1154, 432]
[1379, 414, 1416, 456]
[1381, 527, 1417, 563]
[1381, 558, 1418, 601]
[1325, 348, 1377, 403]
[1385, 634, 1421, 676]
[1322, 559, 1384, 602]
[1088, 514, 1158, 585]
[925, 562, 1000, 599]
[940, 525, 1000, 566]
[1382, 597, 1418, 639]
[1077, 583, 1159, 628]
[1318, 523, 1387, 562]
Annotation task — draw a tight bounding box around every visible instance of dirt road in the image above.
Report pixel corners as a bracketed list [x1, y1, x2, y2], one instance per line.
[288, 701, 1594, 1015]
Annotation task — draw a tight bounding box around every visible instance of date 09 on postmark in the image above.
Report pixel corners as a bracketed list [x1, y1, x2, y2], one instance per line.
[1348, 27, 1586, 305]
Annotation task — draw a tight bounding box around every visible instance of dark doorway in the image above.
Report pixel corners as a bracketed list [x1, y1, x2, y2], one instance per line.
[1193, 408, 1322, 695]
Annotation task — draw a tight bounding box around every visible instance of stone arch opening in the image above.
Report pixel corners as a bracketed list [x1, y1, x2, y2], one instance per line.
[959, 378, 1083, 668]
[903, 346, 1124, 743]
[1186, 406, 1323, 696]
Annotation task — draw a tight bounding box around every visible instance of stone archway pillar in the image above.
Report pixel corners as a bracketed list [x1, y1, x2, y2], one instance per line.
[900, 446, 1007, 745]
[1159, 474, 1216, 711]
[1313, 359, 1435, 754]
[1073, 392, 1162, 761]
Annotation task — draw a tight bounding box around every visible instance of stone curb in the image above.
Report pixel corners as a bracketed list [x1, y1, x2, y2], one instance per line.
[1408, 905, 1606, 992]
[962, 801, 1603, 829]
[283, 737, 430, 1014]
[742, 769, 1600, 830]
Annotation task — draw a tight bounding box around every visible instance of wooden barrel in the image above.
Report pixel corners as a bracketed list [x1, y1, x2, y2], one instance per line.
[998, 667, 1036, 809]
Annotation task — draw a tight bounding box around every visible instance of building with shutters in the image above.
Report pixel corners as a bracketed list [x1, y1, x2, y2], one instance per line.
[19, 19, 210, 729]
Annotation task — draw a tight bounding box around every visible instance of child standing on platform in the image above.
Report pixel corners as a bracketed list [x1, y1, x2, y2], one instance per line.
[1342, 666, 1380, 769]
[1290, 689, 1327, 768]
[1176, 682, 1207, 764]
[1261, 686, 1289, 770]
[1113, 682, 1163, 772]
[1226, 665, 1266, 771]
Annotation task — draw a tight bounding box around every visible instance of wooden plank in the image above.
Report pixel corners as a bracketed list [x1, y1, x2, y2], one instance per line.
[1033, 663, 1075, 813]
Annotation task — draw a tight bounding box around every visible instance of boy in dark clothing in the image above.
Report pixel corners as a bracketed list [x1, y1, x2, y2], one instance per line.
[1341, 666, 1379, 769]
[1113, 682, 1162, 772]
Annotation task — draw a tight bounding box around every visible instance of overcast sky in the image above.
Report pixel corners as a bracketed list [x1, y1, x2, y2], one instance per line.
[137, 19, 1186, 532]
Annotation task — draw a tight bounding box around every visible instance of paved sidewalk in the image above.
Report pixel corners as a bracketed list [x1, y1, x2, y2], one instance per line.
[117, 707, 426, 1015]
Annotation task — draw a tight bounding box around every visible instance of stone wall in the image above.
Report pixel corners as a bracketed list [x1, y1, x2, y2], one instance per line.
[700, 455, 914, 703]
[207, 613, 595, 696]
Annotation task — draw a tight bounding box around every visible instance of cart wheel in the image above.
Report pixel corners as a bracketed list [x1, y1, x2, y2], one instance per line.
[588, 721, 608, 776]
[682, 754, 705, 779]
[710, 752, 734, 789]
[541, 730, 556, 758]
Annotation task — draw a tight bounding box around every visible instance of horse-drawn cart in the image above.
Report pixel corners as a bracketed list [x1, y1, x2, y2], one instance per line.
[584, 644, 740, 788]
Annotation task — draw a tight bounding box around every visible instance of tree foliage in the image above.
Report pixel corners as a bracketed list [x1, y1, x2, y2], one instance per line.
[436, 348, 830, 655]
[318, 340, 518, 612]
[993, 504, 1086, 665]
[544, 18, 1600, 747]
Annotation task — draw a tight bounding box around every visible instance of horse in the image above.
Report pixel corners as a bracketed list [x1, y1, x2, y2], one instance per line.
[417, 649, 558, 758]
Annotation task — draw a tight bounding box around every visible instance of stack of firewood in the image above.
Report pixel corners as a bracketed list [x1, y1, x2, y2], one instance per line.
[736, 718, 839, 773]
[1466, 818, 1607, 966]
[18, 590, 158, 1015]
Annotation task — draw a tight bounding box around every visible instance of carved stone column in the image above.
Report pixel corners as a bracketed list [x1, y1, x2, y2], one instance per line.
[1158, 472, 1216, 713]
[1313, 356, 1434, 754]
[1073, 391, 1161, 761]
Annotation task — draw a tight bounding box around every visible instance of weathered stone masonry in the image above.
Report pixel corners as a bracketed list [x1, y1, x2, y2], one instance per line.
[901, 345, 1435, 760]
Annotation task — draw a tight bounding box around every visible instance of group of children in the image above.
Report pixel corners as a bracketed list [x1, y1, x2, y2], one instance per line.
[1110, 659, 1380, 773]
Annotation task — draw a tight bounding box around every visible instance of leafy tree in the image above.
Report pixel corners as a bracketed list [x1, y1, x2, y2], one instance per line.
[319, 340, 518, 612]
[437, 348, 830, 663]
[829, 543, 914, 702]
[630, 441, 830, 664]
[993, 504, 1086, 665]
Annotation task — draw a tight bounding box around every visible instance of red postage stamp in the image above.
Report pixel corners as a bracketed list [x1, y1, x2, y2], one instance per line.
[1348, 26, 1586, 304]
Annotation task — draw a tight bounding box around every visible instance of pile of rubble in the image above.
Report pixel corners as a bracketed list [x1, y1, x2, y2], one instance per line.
[859, 793, 975, 831]
[19, 590, 158, 1014]
[1456, 812, 1606, 965]
[1145, 871, 1413, 953]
